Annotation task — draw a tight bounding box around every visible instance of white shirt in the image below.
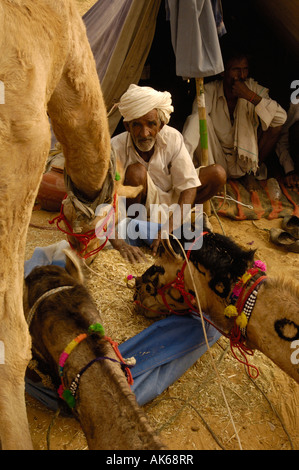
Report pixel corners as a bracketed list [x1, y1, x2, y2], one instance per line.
[276, 102, 299, 174]
[183, 79, 287, 178]
[111, 125, 201, 204]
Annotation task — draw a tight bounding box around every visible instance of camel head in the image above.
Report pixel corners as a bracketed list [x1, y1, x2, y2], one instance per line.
[134, 227, 256, 334]
[54, 159, 142, 262]
[24, 248, 166, 450]
[135, 227, 299, 385]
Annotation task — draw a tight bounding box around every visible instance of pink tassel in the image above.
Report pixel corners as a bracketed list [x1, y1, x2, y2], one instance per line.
[253, 260, 267, 272]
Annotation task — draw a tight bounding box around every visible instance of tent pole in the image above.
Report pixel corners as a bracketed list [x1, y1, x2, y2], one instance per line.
[196, 77, 210, 215]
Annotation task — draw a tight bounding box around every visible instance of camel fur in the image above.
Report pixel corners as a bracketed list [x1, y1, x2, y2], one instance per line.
[134, 226, 299, 384]
[24, 250, 165, 450]
[60, 158, 142, 260]
[0, 0, 139, 449]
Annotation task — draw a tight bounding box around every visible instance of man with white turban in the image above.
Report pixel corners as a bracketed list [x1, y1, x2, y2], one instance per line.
[111, 84, 226, 262]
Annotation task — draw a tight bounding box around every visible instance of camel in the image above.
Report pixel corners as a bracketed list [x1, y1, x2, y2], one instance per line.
[0, 0, 140, 449]
[134, 224, 299, 384]
[24, 250, 165, 450]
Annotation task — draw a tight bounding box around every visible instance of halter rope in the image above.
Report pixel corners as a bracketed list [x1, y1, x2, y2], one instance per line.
[49, 193, 117, 259]
[135, 232, 267, 378]
[26, 285, 75, 328]
[58, 326, 134, 409]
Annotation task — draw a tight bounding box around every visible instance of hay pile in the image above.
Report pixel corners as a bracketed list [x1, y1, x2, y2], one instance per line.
[25, 208, 299, 450]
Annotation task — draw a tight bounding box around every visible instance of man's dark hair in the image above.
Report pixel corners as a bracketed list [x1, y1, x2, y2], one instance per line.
[220, 35, 251, 68]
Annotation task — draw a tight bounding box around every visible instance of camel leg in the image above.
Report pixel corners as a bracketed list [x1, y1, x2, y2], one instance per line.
[47, 1, 111, 202]
[0, 69, 52, 448]
[0, 297, 33, 450]
[0, 125, 51, 449]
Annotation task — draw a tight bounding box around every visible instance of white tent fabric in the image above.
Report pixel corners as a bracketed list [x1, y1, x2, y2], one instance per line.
[84, 0, 162, 134]
[167, 0, 224, 78]
[83, 0, 134, 84]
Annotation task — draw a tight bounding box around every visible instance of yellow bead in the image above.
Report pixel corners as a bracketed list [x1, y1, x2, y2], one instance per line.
[224, 305, 238, 318]
[236, 312, 248, 329]
[242, 273, 252, 284]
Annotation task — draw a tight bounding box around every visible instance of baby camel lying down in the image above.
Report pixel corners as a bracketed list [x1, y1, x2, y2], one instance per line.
[135, 224, 299, 384]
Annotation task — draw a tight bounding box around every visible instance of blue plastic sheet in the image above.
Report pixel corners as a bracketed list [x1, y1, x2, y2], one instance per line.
[120, 314, 220, 405]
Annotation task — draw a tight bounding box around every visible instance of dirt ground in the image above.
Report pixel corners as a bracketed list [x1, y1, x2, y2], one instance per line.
[25, 207, 299, 451]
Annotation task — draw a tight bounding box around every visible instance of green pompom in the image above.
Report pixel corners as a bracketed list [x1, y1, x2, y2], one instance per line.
[63, 389, 76, 408]
[88, 323, 105, 336]
[115, 171, 121, 181]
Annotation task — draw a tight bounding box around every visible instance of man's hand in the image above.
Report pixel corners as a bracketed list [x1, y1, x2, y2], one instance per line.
[232, 79, 262, 106]
[232, 78, 251, 100]
[110, 238, 147, 264]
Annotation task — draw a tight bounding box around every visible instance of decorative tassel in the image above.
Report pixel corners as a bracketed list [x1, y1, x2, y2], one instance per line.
[224, 305, 238, 318]
[62, 389, 76, 409]
[253, 260, 267, 272]
[235, 312, 248, 329]
[88, 323, 105, 336]
[125, 274, 135, 284]
[241, 272, 252, 284]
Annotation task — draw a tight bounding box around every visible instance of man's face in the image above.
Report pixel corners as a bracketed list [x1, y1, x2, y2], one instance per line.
[223, 57, 249, 90]
[125, 109, 163, 153]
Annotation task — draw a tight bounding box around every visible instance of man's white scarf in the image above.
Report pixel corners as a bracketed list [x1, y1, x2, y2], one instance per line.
[233, 78, 268, 174]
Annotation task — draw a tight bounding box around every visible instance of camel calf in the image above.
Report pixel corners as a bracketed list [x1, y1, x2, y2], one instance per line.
[24, 251, 165, 450]
[135, 225, 299, 384]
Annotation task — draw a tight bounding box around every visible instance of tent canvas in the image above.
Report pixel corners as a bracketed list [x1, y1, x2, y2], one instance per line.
[82, 0, 224, 135]
[83, 0, 162, 135]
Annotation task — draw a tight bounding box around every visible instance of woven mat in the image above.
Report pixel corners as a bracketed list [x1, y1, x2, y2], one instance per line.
[213, 175, 299, 220]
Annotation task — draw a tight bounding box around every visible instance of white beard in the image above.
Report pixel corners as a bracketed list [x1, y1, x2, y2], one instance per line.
[135, 138, 155, 153]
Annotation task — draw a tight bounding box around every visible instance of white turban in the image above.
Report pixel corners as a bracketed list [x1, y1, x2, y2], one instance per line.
[118, 84, 174, 124]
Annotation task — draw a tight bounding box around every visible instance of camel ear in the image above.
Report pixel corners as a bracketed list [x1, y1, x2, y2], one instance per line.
[114, 158, 143, 198]
[161, 237, 183, 261]
[117, 184, 143, 198]
[63, 248, 85, 284]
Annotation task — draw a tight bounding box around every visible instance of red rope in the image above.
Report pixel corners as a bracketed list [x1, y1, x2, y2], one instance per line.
[104, 336, 134, 386]
[136, 233, 266, 379]
[157, 232, 208, 314]
[229, 323, 259, 379]
[49, 193, 117, 259]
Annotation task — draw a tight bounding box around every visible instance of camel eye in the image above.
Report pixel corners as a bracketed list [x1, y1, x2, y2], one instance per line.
[146, 283, 155, 294]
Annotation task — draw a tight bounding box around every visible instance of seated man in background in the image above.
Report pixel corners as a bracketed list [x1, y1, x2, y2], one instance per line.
[111, 84, 226, 262]
[276, 102, 299, 189]
[183, 48, 287, 180]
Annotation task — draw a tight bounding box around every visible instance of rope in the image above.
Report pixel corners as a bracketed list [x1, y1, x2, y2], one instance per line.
[26, 286, 74, 328]
[229, 323, 259, 379]
[168, 232, 244, 450]
[49, 193, 117, 259]
[147, 340, 230, 450]
[155, 397, 226, 450]
[46, 407, 61, 451]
